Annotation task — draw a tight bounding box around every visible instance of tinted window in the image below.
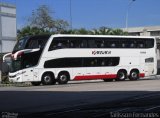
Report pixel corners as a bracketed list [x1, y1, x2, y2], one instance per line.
[24, 36, 49, 49]
[44, 58, 83, 68]
[88, 39, 97, 48]
[146, 39, 154, 48]
[145, 57, 154, 63]
[26, 39, 39, 49]
[95, 40, 105, 48]
[44, 57, 120, 68]
[49, 37, 88, 51]
[69, 38, 87, 48]
[84, 58, 98, 67]
[48, 37, 154, 50]
[49, 38, 69, 51]
[13, 37, 28, 53]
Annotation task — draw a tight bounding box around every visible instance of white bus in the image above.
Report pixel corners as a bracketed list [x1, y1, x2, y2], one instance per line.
[8, 34, 157, 86]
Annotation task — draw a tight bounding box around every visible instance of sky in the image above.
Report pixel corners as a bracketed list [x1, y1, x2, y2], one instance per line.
[1, 0, 160, 29]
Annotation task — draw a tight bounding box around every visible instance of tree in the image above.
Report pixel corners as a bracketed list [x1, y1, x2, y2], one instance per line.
[17, 26, 51, 39]
[28, 5, 69, 33]
[54, 19, 69, 33]
[110, 29, 128, 35]
[91, 27, 112, 35]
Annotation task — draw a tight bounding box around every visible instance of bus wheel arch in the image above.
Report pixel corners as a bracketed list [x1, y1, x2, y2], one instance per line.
[57, 71, 70, 84]
[41, 71, 56, 85]
[129, 69, 139, 81]
[116, 69, 127, 81]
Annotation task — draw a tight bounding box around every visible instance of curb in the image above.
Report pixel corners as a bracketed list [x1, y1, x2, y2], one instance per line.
[0, 83, 32, 87]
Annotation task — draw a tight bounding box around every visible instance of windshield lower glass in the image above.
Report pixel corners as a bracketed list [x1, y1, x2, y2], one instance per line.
[10, 49, 43, 72]
[10, 59, 22, 72]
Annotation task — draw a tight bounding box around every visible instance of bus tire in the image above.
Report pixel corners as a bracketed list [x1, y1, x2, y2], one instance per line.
[103, 79, 113, 82]
[57, 72, 70, 84]
[42, 72, 56, 85]
[116, 70, 127, 81]
[129, 70, 139, 81]
[31, 82, 41, 86]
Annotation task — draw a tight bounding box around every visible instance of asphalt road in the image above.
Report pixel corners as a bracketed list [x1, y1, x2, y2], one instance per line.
[1, 77, 160, 117]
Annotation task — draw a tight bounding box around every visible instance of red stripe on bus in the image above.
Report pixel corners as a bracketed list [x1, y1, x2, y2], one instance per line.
[74, 74, 117, 80]
[139, 73, 145, 77]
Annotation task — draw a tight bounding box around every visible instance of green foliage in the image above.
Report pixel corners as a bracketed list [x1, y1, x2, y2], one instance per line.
[18, 5, 128, 38]
[17, 26, 51, 39]
[63, 27, 128, 35]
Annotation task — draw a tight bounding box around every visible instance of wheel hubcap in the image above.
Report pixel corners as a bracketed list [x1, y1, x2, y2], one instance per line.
[119, 72, 125, 80]
[44, 76, 51, 82]
[60, 75, 67, 81]
[131, 72, 137, 78]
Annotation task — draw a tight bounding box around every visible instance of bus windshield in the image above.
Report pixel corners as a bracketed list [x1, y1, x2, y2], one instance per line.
[10, 50, 42, 72]
[12, 35, 50, 54]
[13, 37, 28, 53]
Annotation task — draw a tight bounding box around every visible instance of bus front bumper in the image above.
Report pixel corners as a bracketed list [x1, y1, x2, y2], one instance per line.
[9, 72, 23, 83]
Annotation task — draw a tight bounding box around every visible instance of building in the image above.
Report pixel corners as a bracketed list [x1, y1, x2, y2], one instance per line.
[122, 26, 160, 38]
[122, 26, 160, 63]
[0, 3, 16, 53]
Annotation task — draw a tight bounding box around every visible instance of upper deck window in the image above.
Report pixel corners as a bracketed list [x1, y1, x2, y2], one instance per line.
[48, 37, 154, 51]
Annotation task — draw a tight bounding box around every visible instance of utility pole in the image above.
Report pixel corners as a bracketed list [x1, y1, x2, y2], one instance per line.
[70, 0, 73, 30]
[125, 0, 136, 31]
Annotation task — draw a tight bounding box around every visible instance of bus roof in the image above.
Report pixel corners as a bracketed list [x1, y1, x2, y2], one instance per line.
[51, 34, 155, 39]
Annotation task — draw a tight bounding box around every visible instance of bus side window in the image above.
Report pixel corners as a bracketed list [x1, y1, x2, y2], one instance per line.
[84, 58, 97, 67]
[49, 40, 59, 51]
[38, 39, 47, 49]
[69, 39, 83, 48]
[137, 41, 145, 48]
[130, 43, 135, 48]
[110, 41, 116, 48]
[88, 40, 97, 48]
[49, 38, 69, 51]
[95, 40, 105, 48]
[26, 39, 39, 49]
[70, 38, 86, 48]
[122, 43, 125, 48]
[146, 39, 154, 48]
[80, 40, 87, 48]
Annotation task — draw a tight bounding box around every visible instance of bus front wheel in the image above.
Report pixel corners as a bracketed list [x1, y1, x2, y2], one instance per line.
[42, 73, 56, 85]
[57, 72, 69, 84]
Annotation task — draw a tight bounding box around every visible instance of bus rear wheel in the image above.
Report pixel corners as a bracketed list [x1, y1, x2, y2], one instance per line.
[116, 70, 127, 81]
[42, 73, 56, 85]
[57, 72, 69, 84]
[31, 82, 41, 86]
[129, 70, 139, 81]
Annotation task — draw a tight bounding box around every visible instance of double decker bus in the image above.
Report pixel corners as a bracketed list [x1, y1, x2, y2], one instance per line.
[7, 34, 157, 86]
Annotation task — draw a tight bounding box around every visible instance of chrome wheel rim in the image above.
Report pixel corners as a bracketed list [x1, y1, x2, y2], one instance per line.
[131, 72, 138, 79]
[44, 75, 51, 82]
[119, 72, 125, 80]
[60, 75, 67, 81]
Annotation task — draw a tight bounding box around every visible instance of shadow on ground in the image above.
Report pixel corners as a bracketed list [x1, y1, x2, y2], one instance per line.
[0, 90, 160, 118]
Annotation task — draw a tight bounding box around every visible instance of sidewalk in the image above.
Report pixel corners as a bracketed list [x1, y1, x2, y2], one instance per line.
[0, 82, 32, 87]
